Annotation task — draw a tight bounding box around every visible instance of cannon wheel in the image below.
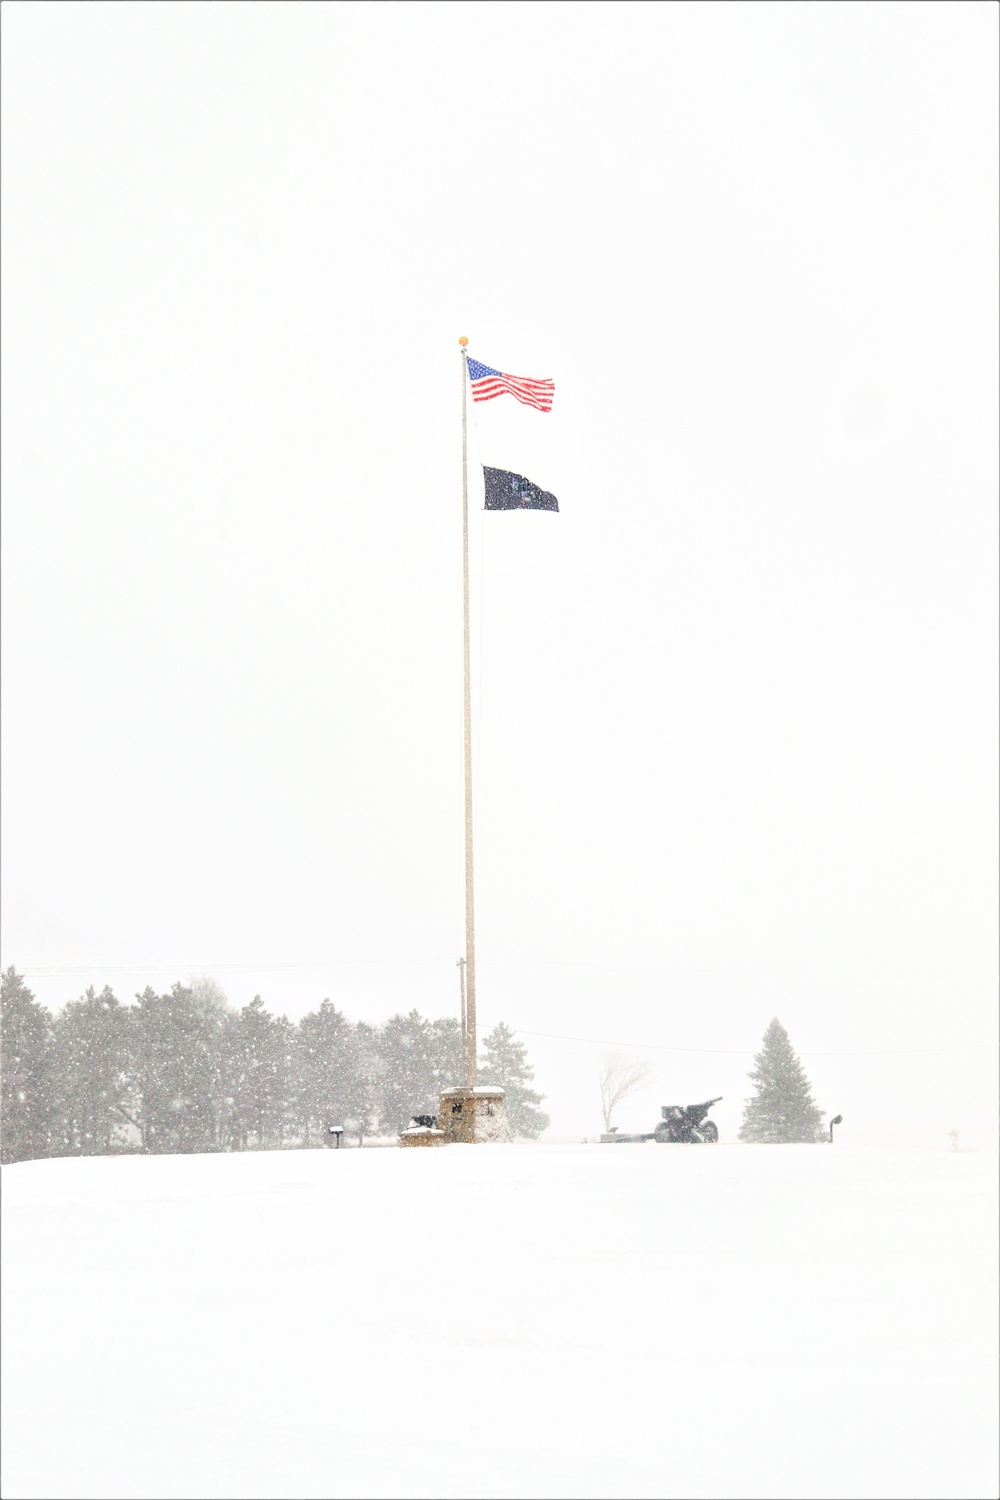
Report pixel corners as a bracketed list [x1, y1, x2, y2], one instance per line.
[701, 1121, 719, 1143]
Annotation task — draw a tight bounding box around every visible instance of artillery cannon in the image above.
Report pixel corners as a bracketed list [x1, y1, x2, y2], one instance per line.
[600, 1096, 722, 1144]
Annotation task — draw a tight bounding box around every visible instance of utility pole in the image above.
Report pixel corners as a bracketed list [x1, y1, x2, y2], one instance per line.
[457, 956, 467, 1054]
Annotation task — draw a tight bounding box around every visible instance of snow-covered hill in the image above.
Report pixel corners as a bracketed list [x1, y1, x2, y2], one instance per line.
[3, 1137, 997, 1499]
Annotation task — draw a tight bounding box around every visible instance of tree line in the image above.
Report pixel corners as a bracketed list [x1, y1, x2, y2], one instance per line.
[0, 967, 549, 1164]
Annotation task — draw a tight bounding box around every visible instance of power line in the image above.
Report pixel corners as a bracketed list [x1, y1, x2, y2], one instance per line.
[487, 959, 998, 984]
[506, 1027, 997, 1058]
[11, 959, 453, 976]
[10, 957, 995, 984]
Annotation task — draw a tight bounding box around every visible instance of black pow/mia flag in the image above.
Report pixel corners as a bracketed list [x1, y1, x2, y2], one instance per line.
[482, 466, 559, 512]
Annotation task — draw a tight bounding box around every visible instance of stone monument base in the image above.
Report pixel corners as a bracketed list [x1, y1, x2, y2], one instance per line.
[398, 1126, 448, 1148]
[438, 1086, 511, 1143]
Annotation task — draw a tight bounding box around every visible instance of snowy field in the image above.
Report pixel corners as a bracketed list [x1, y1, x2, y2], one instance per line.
[3, 1137, 997, 1500]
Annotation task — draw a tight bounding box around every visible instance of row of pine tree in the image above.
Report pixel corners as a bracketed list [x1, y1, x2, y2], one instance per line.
[0, 967, 549, 1164]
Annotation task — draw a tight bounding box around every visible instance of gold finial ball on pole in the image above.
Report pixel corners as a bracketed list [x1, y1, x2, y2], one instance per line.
[458, 336, 469, 347]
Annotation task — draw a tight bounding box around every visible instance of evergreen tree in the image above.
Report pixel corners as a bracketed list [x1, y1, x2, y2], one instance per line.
[128, 984, 225, 1152]
[227, 997, 292, 1150]
[345, 1020, 382, 1145]
[1, 968, 55, 1163]
[739, 1018, 825, 1143]
[478, 1022, 549, 1138]
[378, 1010, 438, 1133]
[51, 986, 131, 1154]
[294, 999, 353, 1145]
[189, 978, 236, 1150]
[428, 1015, 463, 1097]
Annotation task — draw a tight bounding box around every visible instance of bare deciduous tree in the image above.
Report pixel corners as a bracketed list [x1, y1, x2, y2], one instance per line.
[599, 1053, 652, 1133]
[188, 976, 232, 1018]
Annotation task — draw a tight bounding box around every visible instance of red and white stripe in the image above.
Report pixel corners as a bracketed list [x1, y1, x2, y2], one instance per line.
[471, 372, 554, 413]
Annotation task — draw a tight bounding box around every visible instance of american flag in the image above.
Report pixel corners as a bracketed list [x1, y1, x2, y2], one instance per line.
[467, 357, 554, 413]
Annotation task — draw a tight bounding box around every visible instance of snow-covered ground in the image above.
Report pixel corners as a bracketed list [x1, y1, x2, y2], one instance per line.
[3, 1136, 997, 1499]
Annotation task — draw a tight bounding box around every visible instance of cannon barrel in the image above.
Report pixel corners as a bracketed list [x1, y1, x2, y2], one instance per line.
[660, 1096, 722, 1120]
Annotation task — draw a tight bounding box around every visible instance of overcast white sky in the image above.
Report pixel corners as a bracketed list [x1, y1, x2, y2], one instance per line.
[2, 1, 997, 1138]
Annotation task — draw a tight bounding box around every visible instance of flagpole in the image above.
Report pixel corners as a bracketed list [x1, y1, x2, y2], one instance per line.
[459, 336, 477, 1090]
